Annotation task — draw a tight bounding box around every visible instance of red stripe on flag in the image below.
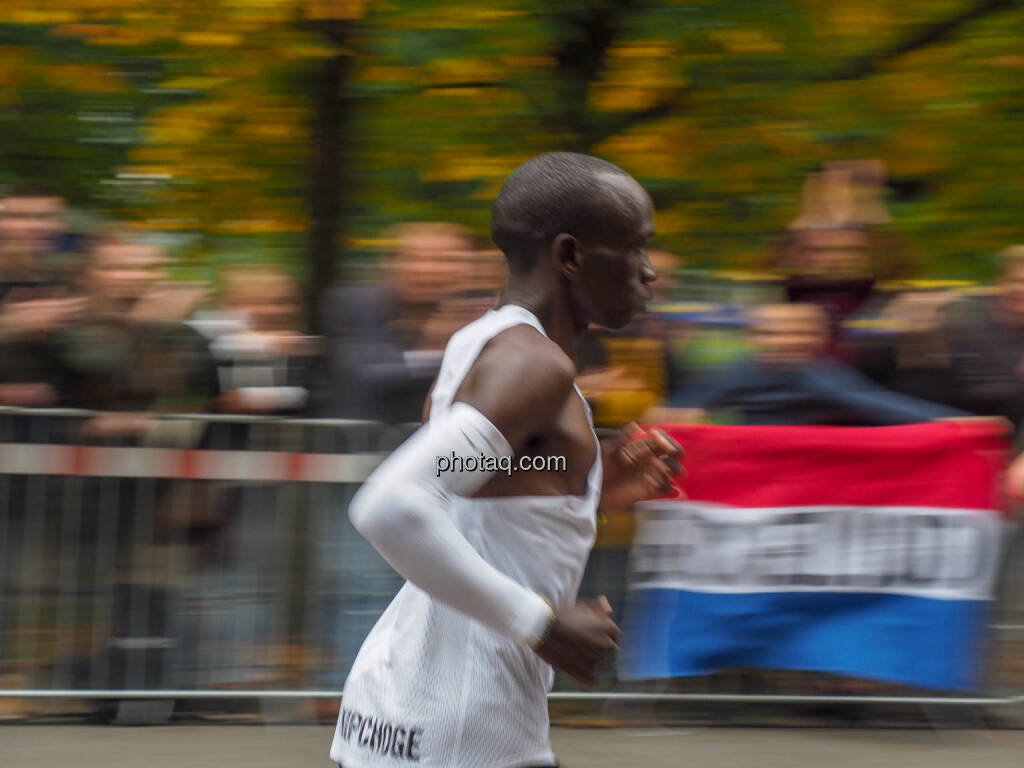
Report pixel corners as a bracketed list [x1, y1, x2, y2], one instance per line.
[654, 421, 1010, 515]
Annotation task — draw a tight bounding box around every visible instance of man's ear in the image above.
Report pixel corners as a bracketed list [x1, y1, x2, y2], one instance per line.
[552, 233, 581, 280]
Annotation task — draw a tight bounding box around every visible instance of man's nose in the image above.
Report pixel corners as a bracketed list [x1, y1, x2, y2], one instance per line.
[641, 261, 657, 284]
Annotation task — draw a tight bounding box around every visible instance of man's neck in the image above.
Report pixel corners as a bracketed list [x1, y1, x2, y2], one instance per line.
[501, 275, 583, 358]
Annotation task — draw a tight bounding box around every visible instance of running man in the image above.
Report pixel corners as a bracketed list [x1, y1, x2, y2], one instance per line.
[331, 152, 683, 768]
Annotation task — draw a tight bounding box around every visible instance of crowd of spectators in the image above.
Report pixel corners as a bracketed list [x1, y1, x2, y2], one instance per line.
[6, 169, 1024, 441]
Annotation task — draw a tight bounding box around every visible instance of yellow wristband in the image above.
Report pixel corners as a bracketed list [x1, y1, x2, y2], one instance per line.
[531, 593, 556, 650]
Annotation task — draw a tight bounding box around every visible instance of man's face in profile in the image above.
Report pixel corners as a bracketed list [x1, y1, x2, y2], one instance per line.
[572, 174, 657, 331]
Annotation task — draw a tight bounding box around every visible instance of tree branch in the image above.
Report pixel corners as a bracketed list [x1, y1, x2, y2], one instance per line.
[822, 0, 1021, 81]
[418, 80, 508, 92]
[546, 0, 639, 150]
[590, 86, 692, 145]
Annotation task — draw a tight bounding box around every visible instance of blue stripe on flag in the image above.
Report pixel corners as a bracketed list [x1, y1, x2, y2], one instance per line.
[620, 588, 989, 691]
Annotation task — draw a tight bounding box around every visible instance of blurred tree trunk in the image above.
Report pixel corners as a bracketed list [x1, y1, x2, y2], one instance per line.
[549, 0, 636, 153]
[306, 19, 353, 335]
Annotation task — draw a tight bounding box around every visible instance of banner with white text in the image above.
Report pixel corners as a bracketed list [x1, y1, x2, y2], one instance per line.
[620, 421, 1011, 691]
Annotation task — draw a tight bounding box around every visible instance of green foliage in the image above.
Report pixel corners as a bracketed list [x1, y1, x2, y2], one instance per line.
[3, 0, 1024, 282]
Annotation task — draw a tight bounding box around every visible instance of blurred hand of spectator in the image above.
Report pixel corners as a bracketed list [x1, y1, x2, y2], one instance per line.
[877, 291, 957, 371]
[215, 387, 305, 415]
[265, 330, 319, 358]
[0, 382, 58, 407]
[129, 282, 208, 325]
[879, 291, 957, 334]
[81, 411, 153, 439]
[215, 389, 255, 414]
[0, 292, 85, 340]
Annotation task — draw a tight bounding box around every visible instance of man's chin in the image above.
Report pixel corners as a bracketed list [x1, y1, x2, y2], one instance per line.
[595, 311, 638, 331]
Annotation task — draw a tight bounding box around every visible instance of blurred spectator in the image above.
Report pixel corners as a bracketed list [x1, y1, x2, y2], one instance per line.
[846, 288, 960, 408]
[659, 303, 963, 426]
[779, 160, 916, 368]
[198, 266, 316, 416]
[789, 161, 891, 232]
[779, 225, 876, 351]
[941, 246, 1024, 436]
[312, 224, 495, 695]
[0, 184, 75, 284]
[0, 186, 85, 407]
[176, 265, 317, 689]
[418, 247, 505, 352]
[23, 233, 217, 696]
[54, 232, 214, 435]
[0, 186, 80, 704]
[318, 222, 478, 423]
[857, 247, 1024, 439]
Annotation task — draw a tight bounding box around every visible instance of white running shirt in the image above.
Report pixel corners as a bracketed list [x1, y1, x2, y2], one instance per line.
[331, 304, 602, 768]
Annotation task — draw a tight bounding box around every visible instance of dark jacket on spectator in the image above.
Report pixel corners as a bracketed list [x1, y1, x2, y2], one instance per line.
[316, 283, 439, 424]
[943, 296, 1024, 432]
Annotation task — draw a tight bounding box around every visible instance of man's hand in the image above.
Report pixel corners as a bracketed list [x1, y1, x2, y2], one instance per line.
[532, 596, 620, 686]
[600, 422, 684, 509]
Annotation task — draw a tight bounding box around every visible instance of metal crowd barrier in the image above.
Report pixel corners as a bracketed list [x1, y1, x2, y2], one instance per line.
[1, 407, 1024, 722]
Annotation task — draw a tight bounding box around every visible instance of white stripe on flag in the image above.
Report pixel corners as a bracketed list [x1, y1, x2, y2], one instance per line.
[630, 501, 1006, 602]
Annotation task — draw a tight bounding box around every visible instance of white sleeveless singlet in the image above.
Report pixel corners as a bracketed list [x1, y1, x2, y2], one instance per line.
[330, 304, 602, 768]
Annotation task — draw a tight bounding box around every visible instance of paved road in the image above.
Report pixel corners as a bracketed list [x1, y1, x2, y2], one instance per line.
[4, 725, 1024, 767]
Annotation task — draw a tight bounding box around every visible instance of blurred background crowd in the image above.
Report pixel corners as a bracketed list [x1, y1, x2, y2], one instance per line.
[4, 0, 1024, 722]
[7, 166, 1024, 434]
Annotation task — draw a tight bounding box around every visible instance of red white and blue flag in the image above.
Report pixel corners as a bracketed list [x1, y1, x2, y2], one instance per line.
[620, 421, 1011, 691]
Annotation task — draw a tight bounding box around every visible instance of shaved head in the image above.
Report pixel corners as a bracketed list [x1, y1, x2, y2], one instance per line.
[491, 152, 651, 273]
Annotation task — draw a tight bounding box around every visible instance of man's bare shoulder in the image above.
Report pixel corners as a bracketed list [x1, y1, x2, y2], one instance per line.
[454, 324, 576, 446]
[475, 324, 575, 392]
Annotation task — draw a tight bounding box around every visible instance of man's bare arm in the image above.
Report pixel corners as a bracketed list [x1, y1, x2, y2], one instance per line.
[348, 324, 619, 683]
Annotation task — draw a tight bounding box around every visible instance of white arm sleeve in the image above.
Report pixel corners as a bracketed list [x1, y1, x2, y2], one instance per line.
[348, 402, 554, 647]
